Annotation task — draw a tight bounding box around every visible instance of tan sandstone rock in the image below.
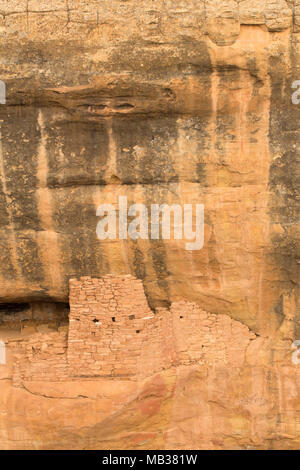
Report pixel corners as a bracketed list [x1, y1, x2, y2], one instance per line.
[0, 0, 299, 450]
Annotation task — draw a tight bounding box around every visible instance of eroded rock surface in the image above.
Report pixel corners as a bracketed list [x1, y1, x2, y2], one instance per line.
[0, 0, 299, 449]
[0, 275, 299, 450]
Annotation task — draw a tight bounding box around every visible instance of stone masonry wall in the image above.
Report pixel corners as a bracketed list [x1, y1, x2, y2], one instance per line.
[7, 275, 256, 386]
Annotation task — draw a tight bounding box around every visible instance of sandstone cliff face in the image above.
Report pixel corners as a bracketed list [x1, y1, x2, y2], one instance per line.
[0, 1, 299, 449]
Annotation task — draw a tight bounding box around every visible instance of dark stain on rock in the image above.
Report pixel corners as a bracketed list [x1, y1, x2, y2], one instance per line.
[274, 295, 284, 323]
[1, 106, 41, 231]
[145, 185, 175, 308]
[109, 41, 213, 79]
[130, 242, 158, 311]
[268, 42, 300, 323]
[215, 67, 240, 156]
[16, 235, 44, 283]
[189, 118, 212, 185]
[45, 116, 109, 188]
[150, 240, 171, 309]
[0, 106, 45, 282]
[51, 186, 102, 281]
[113, 115, 178, 185]
[132, 244, 146, 282]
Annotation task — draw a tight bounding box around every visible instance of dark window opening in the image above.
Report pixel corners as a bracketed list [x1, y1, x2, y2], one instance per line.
[129, 315, 135, 320]
[136, 330, 140, 334]
[112, 317, 115, 322]
[0, 303, 30, 315]
[31, 302, 70, 324]
[0, 302, 70, 327]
